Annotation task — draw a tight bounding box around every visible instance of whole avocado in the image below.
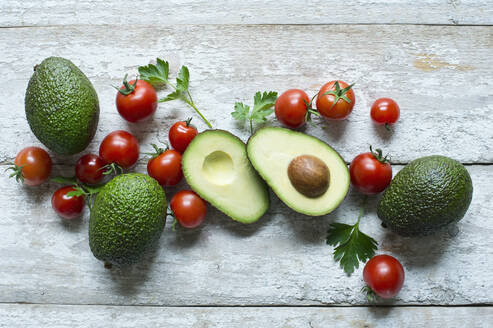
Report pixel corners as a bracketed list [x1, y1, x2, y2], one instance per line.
[25, 57, 99, 155]
[377, 155, 473, 237]
[89, 173, 166, 266]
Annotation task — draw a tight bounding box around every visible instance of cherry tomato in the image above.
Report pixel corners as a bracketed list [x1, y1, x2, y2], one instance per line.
[9, 147, 52, 186]
[147, 148, 183, 187]
[170, 190, 207, 228]
[115, 76, 157, 123]
[51, 186, 85, 220]
[75, 154, 106, 185]
[99, 130, 139, 169]
[169, 118, 198, 153]
[370, 98, 400, 129]
[350, 148, 392, 195]
[275, 89, 310, 128]
[363, 254, 405, 299]
[316, 80, 355, 120]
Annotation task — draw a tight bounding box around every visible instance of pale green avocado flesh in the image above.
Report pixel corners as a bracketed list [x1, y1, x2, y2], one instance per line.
[247, 127, 349, 216]
[182, 130, 270, 224]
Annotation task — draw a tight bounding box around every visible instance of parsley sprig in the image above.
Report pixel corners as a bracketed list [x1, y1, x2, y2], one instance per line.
[326, 196, 378, 275]
[231, 91, 278, 134]
[138, 58, 212, 128]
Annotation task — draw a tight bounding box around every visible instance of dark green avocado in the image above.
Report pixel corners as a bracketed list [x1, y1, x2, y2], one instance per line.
[89, 173, 166, 266]
[377, 155, 473, 237]
[25, 57, 99, 155]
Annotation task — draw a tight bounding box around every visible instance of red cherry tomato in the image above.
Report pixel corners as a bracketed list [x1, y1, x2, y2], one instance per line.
[370, 98, 400, 128]
[170, 190, 207, 228]
[274, 89, 310, 128]
[363, 254, 405, 299]
[115, 77, 157, 123]
[350, 148, 392, 195]
[316, 80, 355, 120]
[51, 186, 85, 220]
[169, 118, 198, 153]
[99, 130, 139, 169]
[75, 154, 106, 185]
[147, 149, 183, 187]
[10, 147, 52, 186]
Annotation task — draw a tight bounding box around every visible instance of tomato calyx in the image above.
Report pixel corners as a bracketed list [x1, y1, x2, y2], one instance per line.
[100, 162, 123, 176]
[302, 94, 321, 125]
[384, 123, 393, 132]
[116, 74, 138, 96]
[184, 117, 193, 127]
[323, 81, 355, 110]
[51, 176, 105, 211]
[5, 163, 25, 184]
[144, 143, 169, 159]
[361, 285, 379, 303]
[369, 145, 390, 164]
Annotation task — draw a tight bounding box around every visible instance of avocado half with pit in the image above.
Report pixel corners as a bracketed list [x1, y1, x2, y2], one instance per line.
[247, 127, 349, 216]
[182, 130, 269, 223]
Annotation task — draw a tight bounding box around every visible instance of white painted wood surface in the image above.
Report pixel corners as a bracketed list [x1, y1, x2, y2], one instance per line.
[1, 1, 492, 326]
[1, 304, 492, 328]
[1, 0, 493, 26]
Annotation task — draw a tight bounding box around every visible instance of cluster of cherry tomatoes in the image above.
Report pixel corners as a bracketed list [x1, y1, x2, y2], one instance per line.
[274, 80, 400, 129]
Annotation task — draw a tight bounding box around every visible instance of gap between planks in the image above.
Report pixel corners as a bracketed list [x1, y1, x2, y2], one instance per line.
[1, 301, 492, 308]
[1, 23, 493, 30]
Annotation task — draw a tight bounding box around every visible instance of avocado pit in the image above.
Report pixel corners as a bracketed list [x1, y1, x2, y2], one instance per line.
[288, 155, 329, 198]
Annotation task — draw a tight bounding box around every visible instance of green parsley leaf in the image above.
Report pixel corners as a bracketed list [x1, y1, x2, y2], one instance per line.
[138, 58, 169, 84]
[326, 222, 354, 246]
[231, 102, 250, 121]
[176, 66, 190, 91]
[159, 90, 183, 102]
[138, 58, 212, 128]
[326, 197, 378, 275]
[231, 91, 277, 134]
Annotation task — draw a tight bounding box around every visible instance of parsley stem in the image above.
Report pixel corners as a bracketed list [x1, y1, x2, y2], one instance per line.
[355, 195, 368, 226]
[183, 98, 212, 128]
[249, 118, 253, 135]
[165, 81, 178, 90]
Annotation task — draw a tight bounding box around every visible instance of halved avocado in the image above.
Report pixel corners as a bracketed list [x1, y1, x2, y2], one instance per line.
[182, 130, 269, 223]
[247, 127, 349, 216]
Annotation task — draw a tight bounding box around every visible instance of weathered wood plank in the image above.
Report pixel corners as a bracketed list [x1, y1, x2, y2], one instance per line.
[0, 164, 490, 306]
[0, 25, 492, 164]
[1, 304, 492, 328]
[1, 0, 493, 27]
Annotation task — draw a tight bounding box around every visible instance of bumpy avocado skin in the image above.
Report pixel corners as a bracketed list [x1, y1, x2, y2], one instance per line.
[89, 174, 166, 266]
[377, 156, 473, 237]
[25, 57, 99, 155]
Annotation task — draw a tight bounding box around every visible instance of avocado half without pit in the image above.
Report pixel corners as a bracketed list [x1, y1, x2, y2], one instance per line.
[182, 130, 269, 224]
[247, 127, 349, 216]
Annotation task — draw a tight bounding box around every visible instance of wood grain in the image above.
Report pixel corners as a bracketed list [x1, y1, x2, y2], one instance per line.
[0, 25, 492, 164]
[1, 304, 492, 328]
[0, 164, 490, 306]
[1, 0, 493, 27]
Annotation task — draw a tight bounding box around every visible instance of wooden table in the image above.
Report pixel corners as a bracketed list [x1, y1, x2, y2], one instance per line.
[1, 1, 492, 327]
